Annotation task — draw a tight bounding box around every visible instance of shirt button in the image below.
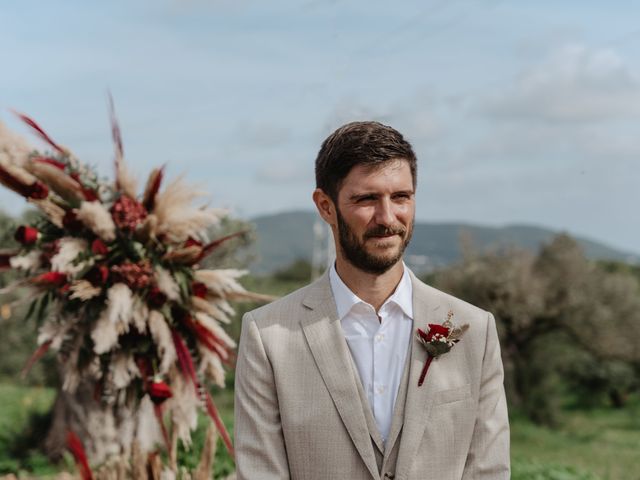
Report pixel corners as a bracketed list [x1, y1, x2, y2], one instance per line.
[377, 385, 386, 394]
[375, 333, 385, 343]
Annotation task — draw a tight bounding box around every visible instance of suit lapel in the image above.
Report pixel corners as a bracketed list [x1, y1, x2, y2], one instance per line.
[300, 273, 380, 480]
[394, 274, 449, 479]
[383, 334, 412, 459]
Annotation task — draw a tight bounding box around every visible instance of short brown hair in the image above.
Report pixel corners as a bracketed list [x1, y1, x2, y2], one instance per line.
[315, 121, 417, 201]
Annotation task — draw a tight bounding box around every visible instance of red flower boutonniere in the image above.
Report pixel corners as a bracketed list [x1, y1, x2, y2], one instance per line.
[416, 310, 469, 387]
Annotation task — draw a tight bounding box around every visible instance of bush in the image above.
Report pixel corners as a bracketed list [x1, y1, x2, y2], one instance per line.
[512, 459, 601, 480]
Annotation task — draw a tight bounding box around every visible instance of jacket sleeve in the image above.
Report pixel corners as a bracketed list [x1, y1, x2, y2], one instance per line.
[234, 311, 291, 480]
[461, 312, 510, 479]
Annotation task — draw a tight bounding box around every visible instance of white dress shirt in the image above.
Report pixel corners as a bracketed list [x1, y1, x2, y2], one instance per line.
[329, 264, 413, 444]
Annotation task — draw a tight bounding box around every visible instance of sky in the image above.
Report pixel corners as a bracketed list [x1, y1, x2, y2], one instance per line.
[0, 0, 638, 254]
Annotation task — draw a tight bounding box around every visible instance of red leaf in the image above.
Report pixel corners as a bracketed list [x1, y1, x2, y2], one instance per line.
[171, 329, 198, 386]
[153, 403, 171, 452]
[33, 156, 66, 170]
[0, 162, 49, 199]
[203, 390, 235, 460]
[108, 93, 124, 185]
[20, 340, 52, 378]
[183, 314, 230, 362]
[13, 111, 65, 154]
[66, 430, 94, 480]
[143, 165, 164, 211]
[199, 231, 247, 262]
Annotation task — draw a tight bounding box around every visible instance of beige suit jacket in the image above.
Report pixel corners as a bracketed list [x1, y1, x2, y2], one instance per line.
[234, 271, 510, 479]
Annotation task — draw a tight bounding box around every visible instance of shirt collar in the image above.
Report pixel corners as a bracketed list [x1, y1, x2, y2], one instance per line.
[329, 262, 414, 320]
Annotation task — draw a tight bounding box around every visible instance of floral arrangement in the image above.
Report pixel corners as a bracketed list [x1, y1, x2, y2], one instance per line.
[0, 107, 265, 469]
[416, 310, 468, 386]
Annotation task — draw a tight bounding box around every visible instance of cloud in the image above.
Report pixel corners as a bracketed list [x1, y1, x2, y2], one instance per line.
[478, 44, 640, 122]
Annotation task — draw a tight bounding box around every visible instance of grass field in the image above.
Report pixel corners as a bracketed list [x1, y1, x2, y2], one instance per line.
[1, 384, 639, 479]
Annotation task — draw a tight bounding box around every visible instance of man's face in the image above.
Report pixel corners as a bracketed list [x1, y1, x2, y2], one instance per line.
[334, 159, 415, 274]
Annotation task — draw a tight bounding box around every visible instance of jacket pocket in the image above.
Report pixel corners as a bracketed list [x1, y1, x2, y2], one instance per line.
[433, 383, 471, 405]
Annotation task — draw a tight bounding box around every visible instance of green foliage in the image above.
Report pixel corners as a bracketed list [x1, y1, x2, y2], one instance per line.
[512, 460, 601, 480]
[430, 234, 640, 425]
[0, 384, 56, 474]
[272, 258, 312, 283]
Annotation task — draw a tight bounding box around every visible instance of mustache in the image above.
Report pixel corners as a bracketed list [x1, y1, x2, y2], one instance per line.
[364, 224, 407, 239]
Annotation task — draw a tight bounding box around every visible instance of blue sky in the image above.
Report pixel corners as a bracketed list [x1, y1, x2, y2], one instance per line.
[1, 0, 638, 254]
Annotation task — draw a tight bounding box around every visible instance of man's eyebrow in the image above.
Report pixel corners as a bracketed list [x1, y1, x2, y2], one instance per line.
[348, 189, 414, 201]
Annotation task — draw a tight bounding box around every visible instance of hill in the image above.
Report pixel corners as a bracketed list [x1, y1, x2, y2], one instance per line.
[249, 210, 639, 274]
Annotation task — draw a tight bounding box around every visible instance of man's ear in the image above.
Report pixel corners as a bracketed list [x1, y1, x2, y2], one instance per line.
[312, 188, 336, 226]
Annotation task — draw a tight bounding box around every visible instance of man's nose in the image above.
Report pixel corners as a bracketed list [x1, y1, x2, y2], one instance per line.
[374, 197, 396, 226]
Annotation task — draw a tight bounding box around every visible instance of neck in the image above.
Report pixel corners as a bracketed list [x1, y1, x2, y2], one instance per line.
[335, 257, 405, 311]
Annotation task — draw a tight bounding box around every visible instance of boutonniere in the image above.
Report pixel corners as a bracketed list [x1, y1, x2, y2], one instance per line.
[416, 310, 469, 387]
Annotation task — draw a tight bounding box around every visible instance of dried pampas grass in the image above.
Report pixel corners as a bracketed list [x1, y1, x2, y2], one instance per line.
[91, 283, 134, 354]
[153, 175, 226, 243]
[77, 200, 117, 242]
[0, 120, 32, 167]
[51, 237, 89, 276]
[149, 310, 177, 375]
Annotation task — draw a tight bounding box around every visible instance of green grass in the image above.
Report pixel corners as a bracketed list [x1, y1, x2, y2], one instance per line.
[510, 402, 640, 480]
[1, 383, 639, 479]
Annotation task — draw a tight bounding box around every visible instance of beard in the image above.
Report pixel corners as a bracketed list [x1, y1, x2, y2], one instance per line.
[336, 208, 413, 275]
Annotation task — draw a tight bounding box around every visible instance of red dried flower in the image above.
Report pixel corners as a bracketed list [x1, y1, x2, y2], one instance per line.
[91, 238, 109, 256]
[147, 286, 167, 309]
[32, 271, 67, 287]
[85, 265, 109, 286]
[191, 282, 208, 299]
[63, 210, 84, 233]
[111, 259, 153, 290]
[148, 380, 173, 405]
[15, 225, 40, 246]
[110, 195, 148, 232]
[424, 323, 450, 342]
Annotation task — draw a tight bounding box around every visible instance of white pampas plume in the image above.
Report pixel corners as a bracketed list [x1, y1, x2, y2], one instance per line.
[63, 368, 80, 393]
[25, 160, 84, 204]
[191, 296, 231, 324]
[27, 198, 65, 228]
[77, 200, 117, 242]
[131, 296, 149, 333]
[10, 250, 42, 271]
[155, 266, 180, 301]
[0, 121, 32, 167]
[194, 312, 236, 351]
[51, 237, 89, 276]
[168, 371, 199, 447]
[38, 319, 70, 350]
[194, 268, 248, 297]
[136, 395, 163, 454]
[112, 351, 140, 389]
[69, 280, 101, 301]
[116, 162, 138, 200]
[91, 283, 134, 354]
[153, 175, 226, 243]
[148, 310, 177, 375]
[198, 346, 226, 388]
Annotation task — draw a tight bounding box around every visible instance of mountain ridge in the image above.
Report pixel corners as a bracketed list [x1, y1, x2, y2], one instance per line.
[248, 210, 639, 274]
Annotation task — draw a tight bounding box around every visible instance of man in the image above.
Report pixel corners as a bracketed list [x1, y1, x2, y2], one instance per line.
[234, 121, 510, 479]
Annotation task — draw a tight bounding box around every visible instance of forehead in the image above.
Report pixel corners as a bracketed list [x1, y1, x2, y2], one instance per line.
[338, 159, 414, 195]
